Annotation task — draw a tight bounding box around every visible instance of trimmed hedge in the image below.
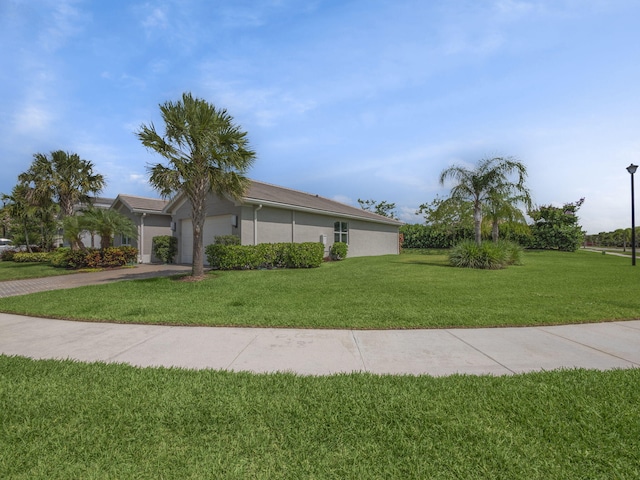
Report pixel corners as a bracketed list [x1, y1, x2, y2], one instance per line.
[12, 252, 52, 263]
[51, 246, 138, 269]
[205, 242, 324, 270]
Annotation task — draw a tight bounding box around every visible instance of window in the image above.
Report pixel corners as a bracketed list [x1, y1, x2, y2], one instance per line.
[334, 221, 348, 243]
[121, 234, 132, 246]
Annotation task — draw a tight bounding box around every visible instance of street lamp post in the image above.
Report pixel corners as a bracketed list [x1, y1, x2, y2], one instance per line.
[627, 164, 638, 266]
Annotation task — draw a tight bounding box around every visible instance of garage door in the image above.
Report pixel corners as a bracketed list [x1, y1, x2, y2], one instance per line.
[181, 216, 232, 265]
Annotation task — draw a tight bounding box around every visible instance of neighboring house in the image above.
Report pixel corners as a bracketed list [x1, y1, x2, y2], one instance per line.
[164, 180, 403, 265]
[111, 194, 171, 263]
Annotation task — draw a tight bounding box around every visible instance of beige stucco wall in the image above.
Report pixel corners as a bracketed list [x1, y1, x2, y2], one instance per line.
[171, 196, 400, 262]
[112, 208, 171, 263]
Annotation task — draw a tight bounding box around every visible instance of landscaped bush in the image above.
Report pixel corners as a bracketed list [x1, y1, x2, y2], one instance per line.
[449, 240, 522, 269]
[206, 242, 324, 270]
[12, 252, 52, 263]
[49, 248, 72, 268]
[214, 235, 241, 245]
[330, 242, 348, 260]
[51, 246, 139, 269]
[152, 236, 178, 264]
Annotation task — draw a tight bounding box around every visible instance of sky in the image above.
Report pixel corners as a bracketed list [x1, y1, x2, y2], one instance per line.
[1, 0, 639, 234]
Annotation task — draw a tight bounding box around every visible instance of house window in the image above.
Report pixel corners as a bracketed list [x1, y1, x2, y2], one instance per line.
[121, 234, 132, 246]
[334, 221, 348, 243]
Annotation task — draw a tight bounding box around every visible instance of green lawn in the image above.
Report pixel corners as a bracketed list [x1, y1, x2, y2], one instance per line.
[1, 355, 638, 479]
[0, 261, 73, 281]
[0, 250, 638, 328]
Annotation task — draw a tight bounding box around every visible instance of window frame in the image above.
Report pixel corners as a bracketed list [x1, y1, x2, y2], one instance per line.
[334, 221, 349, 244]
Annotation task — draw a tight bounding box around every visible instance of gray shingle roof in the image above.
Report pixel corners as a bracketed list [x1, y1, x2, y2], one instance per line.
[115, 194, 169, 213]
[243, 181, 402, 225]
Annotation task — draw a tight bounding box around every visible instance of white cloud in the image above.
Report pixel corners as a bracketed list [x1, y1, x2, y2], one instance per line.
[13, 104, 53, 133]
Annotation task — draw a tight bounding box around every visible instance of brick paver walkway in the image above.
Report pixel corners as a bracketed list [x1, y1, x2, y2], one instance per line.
[0, 264, 192, 298]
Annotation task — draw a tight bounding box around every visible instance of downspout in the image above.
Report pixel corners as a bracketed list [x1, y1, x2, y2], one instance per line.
[139, 213, 146, 263]
[253, 204, 262, 245]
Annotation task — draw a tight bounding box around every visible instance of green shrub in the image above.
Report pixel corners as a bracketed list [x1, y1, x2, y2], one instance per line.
[449, 240, 509, 269]
[330, 242, 348, 260]
[152, 236, 178, 264]
[206, 242, 324, 270]
[51, 247, 139, 269]
[12, 252, 51, 263]
[214, 235, 241, 245]
[50, 248, 72, 268]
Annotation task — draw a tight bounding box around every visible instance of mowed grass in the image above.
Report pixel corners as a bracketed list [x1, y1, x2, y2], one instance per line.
[1, 355, 638, 479]
[0, 261, 73, 281]
[0, 250, 638, 328]
[0, 249, 638, 327]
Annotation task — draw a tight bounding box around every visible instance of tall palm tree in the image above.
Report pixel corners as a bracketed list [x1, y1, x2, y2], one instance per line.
[82, 208, 137, 249]
[137, 92, 256, 277]
[439, 157, 530, 245]
[19, 150, 106, 218]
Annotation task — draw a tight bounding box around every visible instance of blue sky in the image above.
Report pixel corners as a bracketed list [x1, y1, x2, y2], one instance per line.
[1, 0, 639, 234]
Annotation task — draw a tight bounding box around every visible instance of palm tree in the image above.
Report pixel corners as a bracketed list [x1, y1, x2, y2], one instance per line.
[19, 150, 106, 218]
[2, 185, 38, 252]
[61, 214, 88, 250]
[82, 208, 137, 249]
[137, 92, 256, 277]
[439, 157, 530, 245]
[485, 191, 532, 243]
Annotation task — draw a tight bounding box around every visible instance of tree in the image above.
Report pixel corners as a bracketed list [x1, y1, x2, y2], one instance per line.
[439, 157, 530, 245]
[417, 195, 474, 244]
[18, 150, 105, 250]
[484, 191, 531, 243]
[82, 208, 137, 249]
[528, 198, 585, 251]
[61, 214, 88, 250]
[357, 199, 398, 219]
[138, 92, 256, 277]
[2, 185, 39, 252]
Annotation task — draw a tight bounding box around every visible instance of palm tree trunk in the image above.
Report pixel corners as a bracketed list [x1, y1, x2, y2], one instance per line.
[190, 188, 207, 277]
[491, 220, 499, 243]
[474, 202, 482, 245]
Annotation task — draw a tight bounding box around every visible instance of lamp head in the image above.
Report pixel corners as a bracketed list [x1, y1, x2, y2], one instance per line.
[627, 164, 638, 175]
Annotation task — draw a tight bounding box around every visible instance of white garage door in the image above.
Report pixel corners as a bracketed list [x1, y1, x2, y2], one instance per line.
[181, 216, 232, 265]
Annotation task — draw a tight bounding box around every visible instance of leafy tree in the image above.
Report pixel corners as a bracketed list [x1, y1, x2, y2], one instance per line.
[138, 92, 256, 277]
[439, 157, 530, 245]
[1, 185, 41, 252]
[82, 208, 137, 249]
[528, 198, 585, 251]
[19, 150, 106, 218]
[417, 195, 474, 244]
[357, 199, 398, 219]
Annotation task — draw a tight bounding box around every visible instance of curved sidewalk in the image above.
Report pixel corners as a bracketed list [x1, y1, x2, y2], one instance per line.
[1, 313, 639, 376]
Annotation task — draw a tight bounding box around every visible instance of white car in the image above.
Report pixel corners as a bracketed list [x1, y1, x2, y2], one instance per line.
[0, 238, 14, 252]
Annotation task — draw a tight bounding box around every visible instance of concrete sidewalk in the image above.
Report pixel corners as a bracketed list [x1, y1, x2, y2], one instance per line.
[1, 314, 639, 376]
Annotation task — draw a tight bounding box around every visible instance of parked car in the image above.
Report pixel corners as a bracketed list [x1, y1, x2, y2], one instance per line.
[0, 238, 14, 252]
